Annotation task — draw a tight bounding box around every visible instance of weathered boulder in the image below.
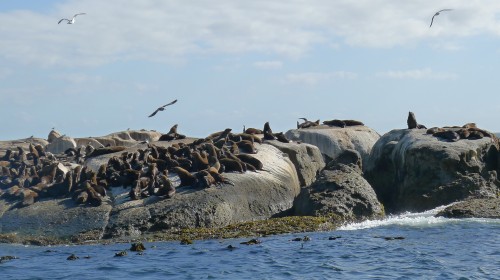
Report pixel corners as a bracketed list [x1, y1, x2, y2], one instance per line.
[0, 143, 302, 240]
[75, 130, 163, 148]
[45, 135, 77, 154]
[104, 143, 301, 237]
[265, 140, 325, 187]
[436, 198, 500, 218]
[365, 129, 500, 213]
[285, 125, 380, 163]
[47, 130, 62, 143]
[0, 199, 112, 240]
[294, 158, 384, 221]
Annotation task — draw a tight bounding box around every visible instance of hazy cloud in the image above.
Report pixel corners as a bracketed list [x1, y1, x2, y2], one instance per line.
[376, 68, 458, 80]
[284, 71, 357, 85]
[2, 1, 500, 67]
[253, 60, 283, 69]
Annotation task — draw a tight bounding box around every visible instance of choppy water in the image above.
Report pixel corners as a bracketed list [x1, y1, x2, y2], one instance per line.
[1, 206, 499, 279]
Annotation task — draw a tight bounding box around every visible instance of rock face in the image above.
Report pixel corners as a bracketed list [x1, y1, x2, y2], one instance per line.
[436, 198, 500, 218]
[294, 150, 384, 221]
[265, 140, 325, 187]
[365, 129, 500, 213]
[75, 130, 162, 148]
[45, 135, 77, 154]
[285, 125, 380, 163]
[0, 143, 301, 240]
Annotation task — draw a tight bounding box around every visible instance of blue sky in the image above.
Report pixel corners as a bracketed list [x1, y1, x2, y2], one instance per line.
[2, 0, 500, 140]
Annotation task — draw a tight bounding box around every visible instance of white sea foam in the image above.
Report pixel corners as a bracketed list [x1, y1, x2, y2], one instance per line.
[338, 204, 460, 231]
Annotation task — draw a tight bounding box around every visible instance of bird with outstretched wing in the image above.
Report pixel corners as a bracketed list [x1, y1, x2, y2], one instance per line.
[430, 9, 453, 28]
[148, 99, 178, 117]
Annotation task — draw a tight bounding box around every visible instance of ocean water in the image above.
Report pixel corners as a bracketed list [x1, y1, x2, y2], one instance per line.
[1, 207, 499, 280]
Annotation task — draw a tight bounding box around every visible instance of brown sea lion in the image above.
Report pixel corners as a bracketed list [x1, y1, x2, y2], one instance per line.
[236, 154, 264, 170]
[174, 166, 197, 187]
[87, 146, 127, 158]
[263, 122, 273, 134]
[462, 123, 477, 129]
[219, 158, 244, 173]
[407, 112, 417, 129]
[244, 126, 263, 135]
[426, 127, 444, 134]
[274, 132, 290, 143]
[323, 119, 346, 128]
[433, 130, 460, 142]
[343, 120, 365, 126]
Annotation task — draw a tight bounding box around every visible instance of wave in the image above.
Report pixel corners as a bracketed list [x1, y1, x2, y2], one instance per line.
[338, 204, 500, 231]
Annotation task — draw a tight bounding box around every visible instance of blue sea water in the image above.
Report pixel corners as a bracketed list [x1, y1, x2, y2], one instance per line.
[1, 207, 499, 280]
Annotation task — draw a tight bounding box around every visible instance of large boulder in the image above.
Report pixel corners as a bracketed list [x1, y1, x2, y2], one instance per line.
[365, 129, 500, 213]
[45, 135, 77, 154]
[294, 150, 384, 221]
[265, 140, 325, 187]
[285, 125, 380, 163]
[436, 198, 500, 218]
[0, 143, 302, 240]
[104, 143, 301, 237]
[75, 130, 163, 148]
[0, 199, 112, 241]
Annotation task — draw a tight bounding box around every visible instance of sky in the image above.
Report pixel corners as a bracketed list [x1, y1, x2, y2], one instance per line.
[2, 0, 500, 140]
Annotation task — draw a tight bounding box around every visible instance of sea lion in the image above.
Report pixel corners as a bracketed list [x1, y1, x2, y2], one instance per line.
[457, 129, 471, 139]
[263, 122, 273, 134]
[244, 126, 263, 135]
[174, 166, 197, 187]
[297, 118, 320, 129]
[407, 112, 417, 129]
[87, 146, 127, 158]
[323, 119, 346, 128]
[236, 154, 264, 170]
[274, 132, 290, 143]
[156, 174, 175, 198]
[191, 151, 209, 171]
[433, 130, 460, 142]
[236, 140, 257, 154]
[462, 123, 477, 129]
[343, 120, 365, 126]
[426, 127, 442, 134]
[219, 158, 244, 173]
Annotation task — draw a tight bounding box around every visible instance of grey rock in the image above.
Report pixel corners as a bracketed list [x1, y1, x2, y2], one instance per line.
[45, 135, 77, 154]
[294, 163, 384, 221]
[365, 129, 500, 213]
[47, 130, 62, 143]
[285, 125, 380, 163]
[265, 140, 325, 187]
[436, 198, 500, 218]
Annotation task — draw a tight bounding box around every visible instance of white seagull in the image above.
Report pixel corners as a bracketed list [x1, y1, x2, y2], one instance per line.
[430, 9, 453, 28]
[58, 13, 86, 24]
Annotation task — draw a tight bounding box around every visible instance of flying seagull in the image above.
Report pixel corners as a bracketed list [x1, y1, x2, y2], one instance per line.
[430, 9, 452, 28]
[148, 99, 178, 117]
[58, 13, 86, 24]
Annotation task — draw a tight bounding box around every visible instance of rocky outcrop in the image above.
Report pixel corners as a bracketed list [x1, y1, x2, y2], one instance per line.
[0, 143, 301, 240]
[0, 138, 48, 157]
[75, 130, 162, 148]
[294, 150, 384, 221]
[436, 198, 500, 218]
[265, 140, 325, 187]
[45, 135, 77, 154]
[285, 125, 380, 163]
[365, 129, 500, 213]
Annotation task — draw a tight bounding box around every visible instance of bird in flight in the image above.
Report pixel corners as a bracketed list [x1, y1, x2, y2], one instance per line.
[430, 9, 453, 28]
[58, 13, 86, 24]
[148, 99, 178, 117]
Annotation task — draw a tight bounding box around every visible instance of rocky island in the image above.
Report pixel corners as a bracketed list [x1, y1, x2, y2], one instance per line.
[1, 119, 499, 245]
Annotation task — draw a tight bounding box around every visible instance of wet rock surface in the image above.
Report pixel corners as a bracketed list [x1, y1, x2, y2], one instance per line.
[365, 128, 500, 213]
[436, 198, 500, 218]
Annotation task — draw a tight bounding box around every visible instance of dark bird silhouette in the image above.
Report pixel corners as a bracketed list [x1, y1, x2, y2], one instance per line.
[148, 99, 177, 117]
[58, 13, 86, 24]
[430, 9, 453, 28]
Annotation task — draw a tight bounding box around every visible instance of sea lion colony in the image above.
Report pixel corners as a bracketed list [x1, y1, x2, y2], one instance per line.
[0, 122, 292, 208]
[406, 112, 496, 143]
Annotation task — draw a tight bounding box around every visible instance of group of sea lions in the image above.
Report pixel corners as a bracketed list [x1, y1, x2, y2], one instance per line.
[0, 143, 106, 208]
[296, 118, 365, 129]
[406, 111, 496, 142]
[1, 122, 291, 208]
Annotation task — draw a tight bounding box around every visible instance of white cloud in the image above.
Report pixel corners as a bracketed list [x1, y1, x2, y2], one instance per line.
[376, 68, 458, 80]
[284, 71, 357, 85]
[2, 0, 500, 67]
[253, 60, 283, 69]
